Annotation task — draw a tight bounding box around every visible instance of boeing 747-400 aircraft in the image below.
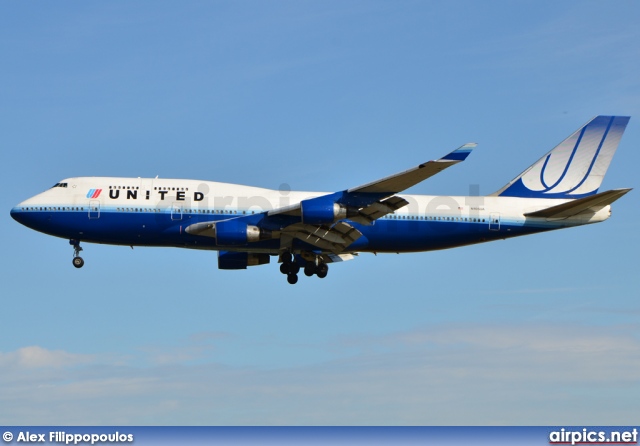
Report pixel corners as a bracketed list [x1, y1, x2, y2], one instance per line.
[11, 116, 631, 284]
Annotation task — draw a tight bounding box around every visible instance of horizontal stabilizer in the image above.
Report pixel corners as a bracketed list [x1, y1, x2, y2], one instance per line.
[524, 188, 631, 219]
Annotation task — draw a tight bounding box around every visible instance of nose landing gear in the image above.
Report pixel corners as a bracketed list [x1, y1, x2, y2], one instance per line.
[70, 239, 84, 268]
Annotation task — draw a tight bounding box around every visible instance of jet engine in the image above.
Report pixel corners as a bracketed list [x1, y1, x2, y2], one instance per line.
[300, 199, 347, 225]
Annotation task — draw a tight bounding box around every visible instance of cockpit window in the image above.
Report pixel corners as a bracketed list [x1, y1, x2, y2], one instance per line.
[51, 183, 68, 188]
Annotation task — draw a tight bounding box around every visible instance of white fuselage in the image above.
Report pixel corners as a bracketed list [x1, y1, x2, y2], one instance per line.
[11, 177, 611, 255]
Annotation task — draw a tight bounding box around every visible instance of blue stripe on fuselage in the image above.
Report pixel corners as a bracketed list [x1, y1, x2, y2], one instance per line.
[11, 206, 556, 253]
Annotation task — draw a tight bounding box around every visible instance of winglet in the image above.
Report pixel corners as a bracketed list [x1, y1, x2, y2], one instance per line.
[349, 143, 478, 194]
[439, 143, 477, 162]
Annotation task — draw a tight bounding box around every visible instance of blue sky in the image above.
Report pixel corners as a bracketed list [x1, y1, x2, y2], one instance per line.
[1, 1, 639, 425]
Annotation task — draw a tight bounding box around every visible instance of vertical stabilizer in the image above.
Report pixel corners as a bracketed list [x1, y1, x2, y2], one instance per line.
[495, 116, 630, 198]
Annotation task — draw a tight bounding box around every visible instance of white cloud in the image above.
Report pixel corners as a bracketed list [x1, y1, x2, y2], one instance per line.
[0, 345, 93, 369]
[0, 324, 639, 425]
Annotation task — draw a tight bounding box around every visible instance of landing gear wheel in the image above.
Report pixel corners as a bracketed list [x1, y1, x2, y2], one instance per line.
[70, 240, 84, 269]
[280, 251, 293, 264]
[317, 263, 328, 279]
[287, 273, 298, 285]
[289, 262, 300, 275]
[304, 263, 316, 277]
[280, 251, 295, 275]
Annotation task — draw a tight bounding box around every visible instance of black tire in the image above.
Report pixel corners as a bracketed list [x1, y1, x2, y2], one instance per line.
[281, 252, 293, 264]
[287, 273, 298, 285]
[289, 262, 300, 275]
[316, 270, 327, 279]
[304, 263, 315, 276]
[279, 263, 290, 275]
[72, 257, 84, 269]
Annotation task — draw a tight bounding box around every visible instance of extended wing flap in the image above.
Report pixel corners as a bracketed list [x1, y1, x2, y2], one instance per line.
[323, 253, 356, 263]
[349, 195, 409, 225]
[284, 221, 362, 253]
[524, 188, 632, 219]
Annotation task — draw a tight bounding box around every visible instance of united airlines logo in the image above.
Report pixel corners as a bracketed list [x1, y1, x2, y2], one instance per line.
[520, 116, 620, 196]
[86, 189, 102, 199]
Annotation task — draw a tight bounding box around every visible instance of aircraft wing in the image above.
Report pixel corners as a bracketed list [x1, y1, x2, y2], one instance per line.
[348, 143, 477, 194]
[269, 143, 476, 224]
[186, 143, 476, 253]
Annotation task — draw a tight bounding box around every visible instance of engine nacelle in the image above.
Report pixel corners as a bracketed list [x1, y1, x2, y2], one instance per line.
[218, 251, 270, 270]
[300, 199, 347, 225]
[215, 220, 271, 246]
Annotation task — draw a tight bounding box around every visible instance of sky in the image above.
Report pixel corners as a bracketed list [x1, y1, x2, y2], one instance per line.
[1, 0, 639, 425]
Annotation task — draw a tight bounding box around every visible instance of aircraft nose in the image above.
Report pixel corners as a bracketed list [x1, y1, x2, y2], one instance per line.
[10, 206, 24, 224]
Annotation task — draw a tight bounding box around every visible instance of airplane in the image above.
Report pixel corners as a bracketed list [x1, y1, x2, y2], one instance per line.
[10, 115, 631, 284]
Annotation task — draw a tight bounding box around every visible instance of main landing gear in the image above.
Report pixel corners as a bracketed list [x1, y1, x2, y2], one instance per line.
[279, 252, 329, 285]
[70, 239, 84, 268]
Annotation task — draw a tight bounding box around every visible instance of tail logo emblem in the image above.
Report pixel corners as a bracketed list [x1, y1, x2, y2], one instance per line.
[533, 118, 613, 195]
[498, 115, 629, 199]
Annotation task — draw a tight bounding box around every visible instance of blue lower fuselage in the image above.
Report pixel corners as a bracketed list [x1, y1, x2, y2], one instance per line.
[10, 207, 551, 254]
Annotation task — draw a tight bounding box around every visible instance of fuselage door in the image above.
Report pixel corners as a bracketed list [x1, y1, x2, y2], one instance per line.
[89, 200, 100, 219]
[489, 212, 500, 231]
[171, 203, 182, 221]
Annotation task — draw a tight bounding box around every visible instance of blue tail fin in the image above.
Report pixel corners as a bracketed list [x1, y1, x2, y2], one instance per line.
[495, 116, 630, 198]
